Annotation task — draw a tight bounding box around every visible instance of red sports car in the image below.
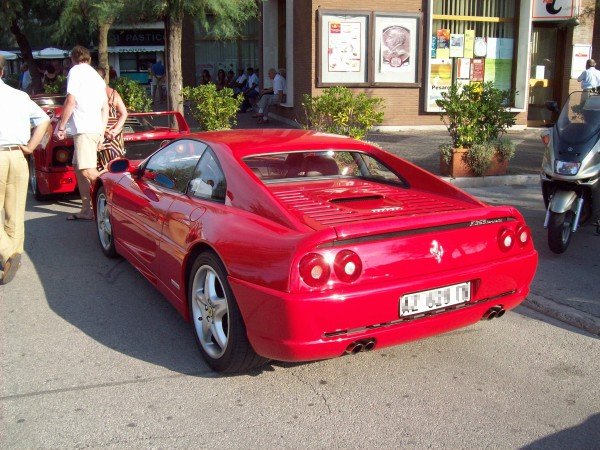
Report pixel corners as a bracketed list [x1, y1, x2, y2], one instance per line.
[29, 94, 190, 200]
[93, 129, 538, 373]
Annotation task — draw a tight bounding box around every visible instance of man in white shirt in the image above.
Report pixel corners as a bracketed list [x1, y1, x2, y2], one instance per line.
[253, 68, 286, 124]
[56, 46, 108, 221]
[0, 55, 50, 284]
[577, 59, 600, 91]
[240, 67, 260, 112]
[233, 69, 247, 95]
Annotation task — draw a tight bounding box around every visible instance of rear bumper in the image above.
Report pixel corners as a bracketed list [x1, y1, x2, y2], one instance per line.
[36, 168, 77, 195]
[229, 251, 537, 362]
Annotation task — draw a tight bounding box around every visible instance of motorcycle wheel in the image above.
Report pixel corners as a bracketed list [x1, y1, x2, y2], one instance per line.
[548, 210, 574, 254]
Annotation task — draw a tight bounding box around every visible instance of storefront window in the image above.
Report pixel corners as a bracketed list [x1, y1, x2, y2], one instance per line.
[194, 17, 259, 84]
[426, 0, 517, 111]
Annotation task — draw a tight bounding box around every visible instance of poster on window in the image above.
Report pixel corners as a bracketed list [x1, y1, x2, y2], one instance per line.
[318, 11, 369, 85]
[328, 21, 362, 72]
[426, 58, 453, 112]
[374, 13, 421, 85]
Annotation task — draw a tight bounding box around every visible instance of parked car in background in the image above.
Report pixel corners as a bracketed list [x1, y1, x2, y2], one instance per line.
[29, 94, 190, 201]
[93, 129, 538, 373]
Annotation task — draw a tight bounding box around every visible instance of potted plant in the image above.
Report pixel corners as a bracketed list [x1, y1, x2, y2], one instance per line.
[436, 82, 517, 177]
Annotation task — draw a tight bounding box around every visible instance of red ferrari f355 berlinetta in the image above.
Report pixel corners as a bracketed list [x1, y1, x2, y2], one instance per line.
[93, 129, 538, 373]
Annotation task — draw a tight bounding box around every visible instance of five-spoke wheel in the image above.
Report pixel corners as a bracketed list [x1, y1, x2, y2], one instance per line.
[188, 252, 265, 373]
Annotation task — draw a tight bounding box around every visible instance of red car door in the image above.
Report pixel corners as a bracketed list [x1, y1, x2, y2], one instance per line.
[157, 146, 224, 306]
[112, 139, 205, 281]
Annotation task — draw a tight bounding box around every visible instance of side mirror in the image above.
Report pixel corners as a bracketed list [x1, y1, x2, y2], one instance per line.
[545, 101, 559, 113]
[108, 158, 130, 173]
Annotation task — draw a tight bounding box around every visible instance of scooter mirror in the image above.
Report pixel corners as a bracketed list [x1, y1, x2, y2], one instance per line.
[545, 101, 559, 113]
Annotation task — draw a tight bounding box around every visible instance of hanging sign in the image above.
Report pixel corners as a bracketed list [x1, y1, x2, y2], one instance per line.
[532, 0, 576, 20]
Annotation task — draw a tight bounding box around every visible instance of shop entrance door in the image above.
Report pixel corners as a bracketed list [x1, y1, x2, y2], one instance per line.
[528, 24, 566, 126]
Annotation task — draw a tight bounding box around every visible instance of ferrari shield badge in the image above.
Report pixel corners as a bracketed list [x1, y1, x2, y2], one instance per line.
[430, 240, 444, 264]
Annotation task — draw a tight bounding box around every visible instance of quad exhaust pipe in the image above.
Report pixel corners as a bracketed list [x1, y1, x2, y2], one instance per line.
[345, 338, 376, 355]
[482, 306, 506, 321]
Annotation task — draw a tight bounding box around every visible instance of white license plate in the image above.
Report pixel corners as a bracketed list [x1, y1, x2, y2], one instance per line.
[400, 282, 470, 317]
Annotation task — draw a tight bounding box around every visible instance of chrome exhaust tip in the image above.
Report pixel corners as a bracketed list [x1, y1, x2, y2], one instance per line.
[345, 342, 364, 354]
[496, 308, 506, 318]
[482, 306, 502, 321]
[364, 339, 376, 351]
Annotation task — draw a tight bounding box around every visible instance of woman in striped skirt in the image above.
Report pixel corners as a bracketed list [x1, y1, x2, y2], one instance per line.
[97, 67, 128, 171]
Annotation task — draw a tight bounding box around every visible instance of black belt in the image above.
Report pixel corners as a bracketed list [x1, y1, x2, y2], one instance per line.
[0, 145, 23, 151]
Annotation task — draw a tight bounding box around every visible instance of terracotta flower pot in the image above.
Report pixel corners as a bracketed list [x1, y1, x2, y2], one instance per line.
[440, 147, 509, 177]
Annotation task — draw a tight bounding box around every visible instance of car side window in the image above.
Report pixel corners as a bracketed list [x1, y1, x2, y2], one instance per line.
[143, 139, 207, 192]
[188, 148, 227, 202]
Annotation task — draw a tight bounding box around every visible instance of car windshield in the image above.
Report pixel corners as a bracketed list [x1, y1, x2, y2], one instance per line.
[124, 140, 167, 161]
[556, 92, 600, 143]
[243, 150, 406, 186]
[32, 95, 66, 106]
[123, 113, 183, 134]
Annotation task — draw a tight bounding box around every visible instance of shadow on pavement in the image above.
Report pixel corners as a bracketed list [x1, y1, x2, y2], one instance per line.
[521, 413, 600, 449]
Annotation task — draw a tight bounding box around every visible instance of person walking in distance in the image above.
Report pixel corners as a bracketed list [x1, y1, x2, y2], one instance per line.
[577, 59, 600, 91]
[0, 55, 51, 284]
[56, 46, 108, 221]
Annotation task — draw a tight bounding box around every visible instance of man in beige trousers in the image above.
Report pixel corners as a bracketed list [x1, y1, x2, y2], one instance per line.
[0, 55, 50, 284]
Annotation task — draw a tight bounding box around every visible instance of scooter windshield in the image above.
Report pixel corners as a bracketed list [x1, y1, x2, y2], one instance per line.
[556, 92, 600, 144]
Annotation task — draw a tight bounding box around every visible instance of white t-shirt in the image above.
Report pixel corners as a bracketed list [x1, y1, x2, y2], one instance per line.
[0, 79, 49, 146]
[66, 63, 106, 134]
[273, 73, 286, 95]
[236, 73, 247, 85]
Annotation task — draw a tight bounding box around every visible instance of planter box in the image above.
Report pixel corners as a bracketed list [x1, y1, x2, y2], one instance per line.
[440, 147, 509, 178]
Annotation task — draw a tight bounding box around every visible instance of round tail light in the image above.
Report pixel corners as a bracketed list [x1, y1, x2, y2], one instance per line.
[516, 225, 530, 247]
[498, 227, 516, 251]
[333, 250, 362, 283]
[54, 148, 70, 164]
[299, 253, 331, 287]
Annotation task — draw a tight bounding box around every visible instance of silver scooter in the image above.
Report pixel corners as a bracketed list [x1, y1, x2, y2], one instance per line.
[540, 90, 600, 254]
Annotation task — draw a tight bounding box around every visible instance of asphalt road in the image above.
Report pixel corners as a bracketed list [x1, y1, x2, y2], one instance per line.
[1, 186, 599, 448]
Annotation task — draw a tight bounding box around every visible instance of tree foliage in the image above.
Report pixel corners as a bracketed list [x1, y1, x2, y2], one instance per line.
[129, 0, 258, 114]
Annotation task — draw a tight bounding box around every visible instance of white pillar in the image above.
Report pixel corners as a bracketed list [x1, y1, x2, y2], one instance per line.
[285, 0, 294, 106]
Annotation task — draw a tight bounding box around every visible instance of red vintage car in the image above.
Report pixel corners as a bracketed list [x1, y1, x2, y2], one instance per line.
[29, 94, 190, 200]
[93, 129, 538, 373]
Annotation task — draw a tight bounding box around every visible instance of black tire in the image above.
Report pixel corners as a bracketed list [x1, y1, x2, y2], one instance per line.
[95, 186, 118, 258]
[29, 156, 47, 201]
[188, 252, 266, 373]
[548, 210, 574, 254]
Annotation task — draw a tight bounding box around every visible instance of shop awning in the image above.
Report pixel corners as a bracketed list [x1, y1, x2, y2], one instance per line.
[107, 46, 164, 54]
[33, 47, 69, 59]
[0, 50, 18, 60]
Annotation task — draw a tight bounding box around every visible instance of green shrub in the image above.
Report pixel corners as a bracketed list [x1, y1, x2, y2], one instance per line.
[181, 84, 242, 131]
[494, 136, 516, 162]
[44, 75, 66, 94]
[302, 86, 384, 140]
[111, 77, 152, 112]
[465, 142, 495, 176]
[436, 82, 516, 148]
[439, 143, 454, 166]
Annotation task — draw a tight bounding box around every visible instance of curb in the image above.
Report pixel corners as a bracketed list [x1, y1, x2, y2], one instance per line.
[523, 293, 600, 336]
[443, 174, 539, 188]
